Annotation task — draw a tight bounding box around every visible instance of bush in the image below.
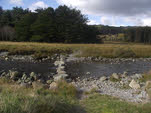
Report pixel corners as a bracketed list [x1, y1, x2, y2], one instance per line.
[113, 47, 136, 58]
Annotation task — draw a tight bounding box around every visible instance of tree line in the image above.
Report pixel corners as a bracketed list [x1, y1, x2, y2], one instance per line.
[124, 27, 151, 43]
[95, 25, 151, 44]
[0, 6, 99, 43]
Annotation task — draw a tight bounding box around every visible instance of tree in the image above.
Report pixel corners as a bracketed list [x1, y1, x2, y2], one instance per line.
[55, 5, 89, 43]
[31, 7, 55, 42]
[15, 13, 37, 41]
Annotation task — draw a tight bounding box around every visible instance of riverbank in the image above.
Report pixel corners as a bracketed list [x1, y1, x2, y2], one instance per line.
[1, 42, 151, 58]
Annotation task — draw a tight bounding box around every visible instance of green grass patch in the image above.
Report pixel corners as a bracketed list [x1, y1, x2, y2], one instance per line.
[82, 94, 151, 113]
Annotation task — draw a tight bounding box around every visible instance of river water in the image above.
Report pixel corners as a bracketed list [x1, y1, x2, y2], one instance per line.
[1, 59, 151, 79]
[66, 60, 151, 79]
[0, 59, 56, 76]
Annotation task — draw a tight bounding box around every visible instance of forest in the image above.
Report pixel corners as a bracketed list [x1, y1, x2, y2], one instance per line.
[0, 5, 99, 43]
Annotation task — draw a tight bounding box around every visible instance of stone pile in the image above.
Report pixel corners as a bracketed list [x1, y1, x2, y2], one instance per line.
[53, 55, 68, 81]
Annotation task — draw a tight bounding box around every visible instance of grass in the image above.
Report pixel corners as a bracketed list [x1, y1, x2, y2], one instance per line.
[0, 78, 151, 113]
[81, 94, 151, 113]
[0, 79, 83, 113]
[1, 42, 151, 58]
[140, 70, 151, 82]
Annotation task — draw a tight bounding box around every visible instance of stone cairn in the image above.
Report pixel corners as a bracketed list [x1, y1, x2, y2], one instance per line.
[53, 55, 68, 81]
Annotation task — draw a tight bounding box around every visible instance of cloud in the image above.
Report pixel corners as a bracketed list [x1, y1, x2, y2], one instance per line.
[56, 0, 151, 26]
[56, 0, 151, 16]
[10, 0, 23, 5]
[29, 1, 48, 12]
[88, 20, 100, 25]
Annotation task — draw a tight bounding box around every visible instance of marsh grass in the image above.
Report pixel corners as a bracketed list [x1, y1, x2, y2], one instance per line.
[1, 42, 151, 58]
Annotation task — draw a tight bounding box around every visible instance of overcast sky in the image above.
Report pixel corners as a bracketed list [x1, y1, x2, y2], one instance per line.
[0, 0, 151, 26]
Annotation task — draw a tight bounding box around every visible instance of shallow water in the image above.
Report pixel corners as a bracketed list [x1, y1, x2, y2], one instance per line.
[0, 59, 56, 76]
[66, 61, 151, 78]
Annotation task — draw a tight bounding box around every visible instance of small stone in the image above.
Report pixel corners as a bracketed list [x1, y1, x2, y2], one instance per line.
[10, 71, 19, 80]
[120, 81, 124, 85]
[86, 72, 90, 75]
[5, 57, 8, 61]
[46, 80, 53, 84]
[30, 72, 37, 81]
[53, 74, 68, 81]
[22, 73, 27, 80]
[100, 76, 107, 82]
[49, 82, 58, 90]
[121, 71, 127, 78]
[112, 73, 120, 80]
[1, 72, 6, 77]
[145, 81, 151, 90]
[135, 74, 142, 79]
[57, 71, 66, 74]
[20, 83, 30, 88]
[129, 79, 141, 89]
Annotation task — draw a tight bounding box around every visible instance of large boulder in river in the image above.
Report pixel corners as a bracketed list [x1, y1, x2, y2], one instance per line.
[129, 79, 140, 89]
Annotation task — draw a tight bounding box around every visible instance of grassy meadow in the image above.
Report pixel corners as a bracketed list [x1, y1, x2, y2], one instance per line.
[1, 42, 151, 58]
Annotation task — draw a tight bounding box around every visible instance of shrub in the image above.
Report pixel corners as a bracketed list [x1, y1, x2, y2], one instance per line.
[113, 47, 136, 58]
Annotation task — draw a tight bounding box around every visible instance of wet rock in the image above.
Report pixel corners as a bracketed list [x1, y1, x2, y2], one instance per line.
[5, 57, 8, 61]
[53, 74, 68, 81]
[1, 72, 6, 77]
[49, 82, 58, 90]
[54, 61, 65, 66]
[121, 71, 127, 78]
[30, 72, 37, 81]
[86, 72, 90, 75]
[100, 76, 107, 82]
[22, 73, 27, 80]
[9, 71, 19, 80]
[132, 74, 142, 79]
[129, 79, 140, 89]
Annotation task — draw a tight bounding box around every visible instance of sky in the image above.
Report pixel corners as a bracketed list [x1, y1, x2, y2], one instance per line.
[0, 0, 151, 26]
